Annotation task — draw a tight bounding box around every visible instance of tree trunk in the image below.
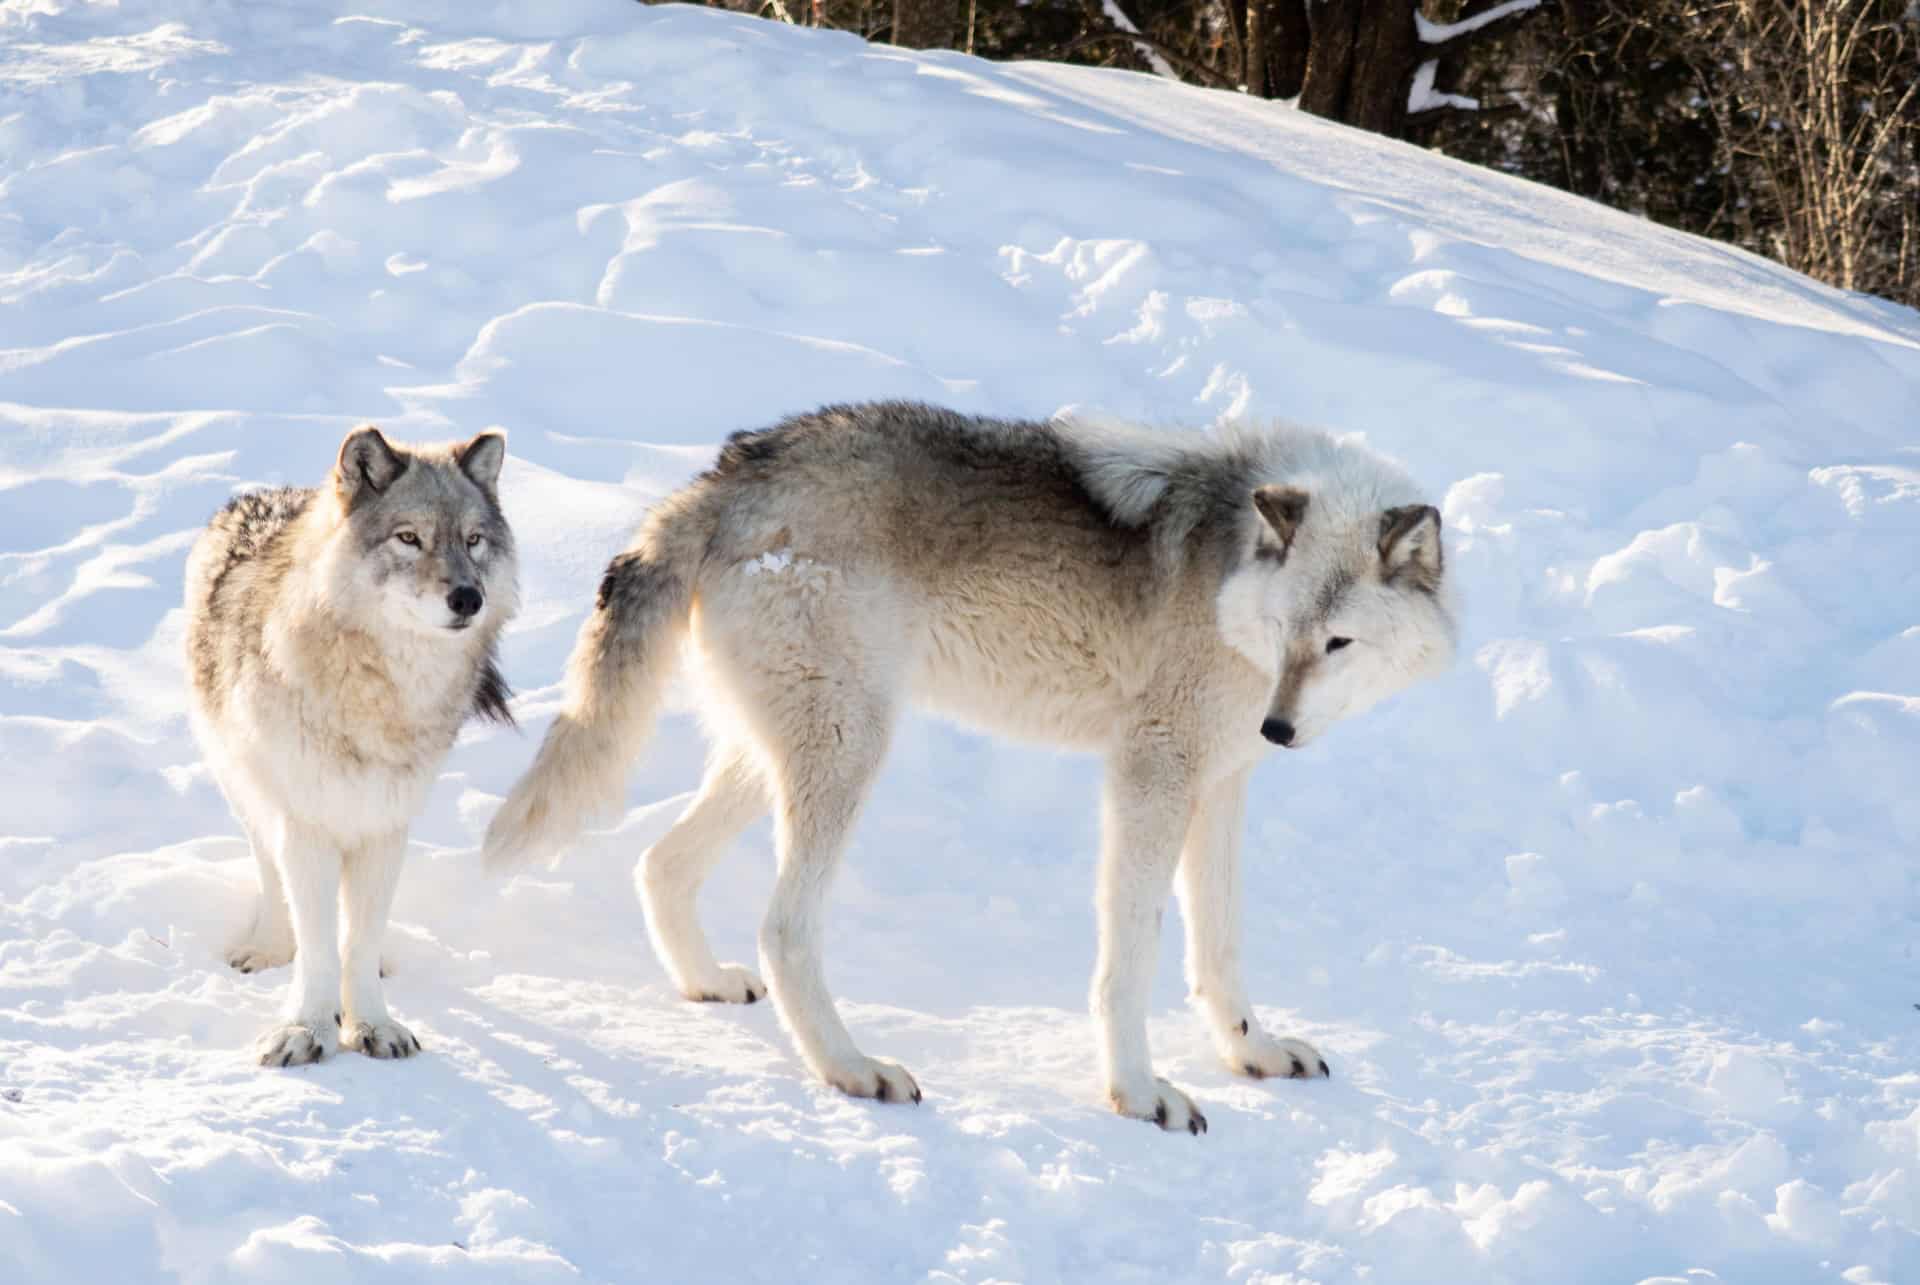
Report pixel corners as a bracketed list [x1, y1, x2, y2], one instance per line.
[1245, 0, 1264, 94]
[893, 0, 943, 48]
[1269, 0, 1310, 100]
[1299, 0, 1420, 136]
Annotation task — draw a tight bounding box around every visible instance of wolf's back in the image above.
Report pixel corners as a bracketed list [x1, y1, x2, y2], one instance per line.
[185, 488, 316, 715]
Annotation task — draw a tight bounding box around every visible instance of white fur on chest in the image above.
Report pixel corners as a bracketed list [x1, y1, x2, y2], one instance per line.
[210, 608, 478, 843]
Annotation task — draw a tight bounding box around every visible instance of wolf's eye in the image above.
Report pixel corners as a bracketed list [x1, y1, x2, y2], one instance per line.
[1326, 637, 1352, 654]
[395, 531, 421, 548]
[466, 533, 485, 550]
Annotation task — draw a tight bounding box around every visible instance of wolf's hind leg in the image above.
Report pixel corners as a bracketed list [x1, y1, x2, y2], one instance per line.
[227, 819, 296, 974]
[339, 830, 419, 1060]
[698, 566, 918, 1105]
[639, 745, 768, 1004]
[757, 692, 917, 1105]
[1177, 767, 1329, 1082]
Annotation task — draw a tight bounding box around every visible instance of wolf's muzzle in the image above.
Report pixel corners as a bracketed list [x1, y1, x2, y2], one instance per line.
[1260, 717, 1295, 747]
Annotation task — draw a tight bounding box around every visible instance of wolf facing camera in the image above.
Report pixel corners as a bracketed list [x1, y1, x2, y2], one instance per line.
[185, 426, 519, 1066]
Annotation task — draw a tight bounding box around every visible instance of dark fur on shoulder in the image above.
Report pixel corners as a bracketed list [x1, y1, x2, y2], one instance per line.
[190, 487, 315, 700]
[203, 488, 315, 608]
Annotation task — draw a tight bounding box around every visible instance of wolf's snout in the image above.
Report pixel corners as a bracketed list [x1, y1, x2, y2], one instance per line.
[1260, 717, 1295, 747]
[447, 586, 483, 619]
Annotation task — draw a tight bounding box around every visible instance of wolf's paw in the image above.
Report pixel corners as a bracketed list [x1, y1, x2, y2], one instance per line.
[827, 1057, 921, 1105]
[683, 963, 765, 1005]
[1111, 1077, 1208, 1135]
[1231, 1032, 1331, 1082]
[227, 940, 295, 974]
[343, 1018, 422, 1060]
[255, 1020, 336, 1068]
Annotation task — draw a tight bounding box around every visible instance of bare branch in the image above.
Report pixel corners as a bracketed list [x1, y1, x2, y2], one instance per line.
[1057, 32, 1244, 89]
[1408, 97, 1529, 124]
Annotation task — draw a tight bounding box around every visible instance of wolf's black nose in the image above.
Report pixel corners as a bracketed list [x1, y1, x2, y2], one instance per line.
[447, 586, 483, 618]
[1261, 718, 1295, 746]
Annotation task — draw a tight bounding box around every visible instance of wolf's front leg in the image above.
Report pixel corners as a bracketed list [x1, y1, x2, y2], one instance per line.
[339, 830, 419, 1059]
[1095, 749, 1206, 1134]
[255, 821, 342, 1067]
[1177, 767, 1329, 1082]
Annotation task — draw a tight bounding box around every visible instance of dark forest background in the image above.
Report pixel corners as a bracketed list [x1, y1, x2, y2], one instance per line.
[654, 1, 1920, 310]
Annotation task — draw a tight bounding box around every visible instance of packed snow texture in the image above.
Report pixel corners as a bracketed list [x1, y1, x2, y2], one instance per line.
[3, 2, 1918, 1282]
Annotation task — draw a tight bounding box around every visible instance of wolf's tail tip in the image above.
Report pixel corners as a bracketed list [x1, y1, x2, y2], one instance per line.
[479, 807, 538, 877]
[478, 836, 519, 877]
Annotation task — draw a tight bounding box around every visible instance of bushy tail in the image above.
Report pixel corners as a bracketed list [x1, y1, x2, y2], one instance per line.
[483, 551, 692, 874]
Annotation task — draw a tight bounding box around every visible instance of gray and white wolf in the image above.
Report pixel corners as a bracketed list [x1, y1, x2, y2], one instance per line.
[186, 426, 519, 1066]
[484, 401, 1452, 1132]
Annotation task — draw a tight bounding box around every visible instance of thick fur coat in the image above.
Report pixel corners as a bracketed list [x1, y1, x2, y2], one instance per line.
[485, 401, 1453, 1131]
[187, 426, 519, 1066]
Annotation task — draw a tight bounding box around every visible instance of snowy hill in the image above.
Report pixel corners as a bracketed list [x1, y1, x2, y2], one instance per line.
[2, 1, 1918, 1281]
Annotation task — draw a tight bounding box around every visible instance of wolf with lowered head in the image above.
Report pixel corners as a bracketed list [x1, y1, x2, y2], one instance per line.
[186, 426, 518, 1066]
[484, 400, 1452, 1133]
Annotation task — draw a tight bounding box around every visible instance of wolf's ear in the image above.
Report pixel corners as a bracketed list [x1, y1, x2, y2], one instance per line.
[1379, 505, 1442, 581]
[1252, 485, 1310, 558]
[337, 426, 406, 500]
[457, 431, 507, 492]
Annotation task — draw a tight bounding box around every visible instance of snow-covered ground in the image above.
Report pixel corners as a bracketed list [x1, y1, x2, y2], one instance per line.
[3, 1, 1917, 1280]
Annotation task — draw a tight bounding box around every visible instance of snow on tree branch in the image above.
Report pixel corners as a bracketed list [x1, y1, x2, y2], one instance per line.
[1099, 0, 1180, 81]
[1407, 59, 1479, 114]
[1415, 0, 1542, 46]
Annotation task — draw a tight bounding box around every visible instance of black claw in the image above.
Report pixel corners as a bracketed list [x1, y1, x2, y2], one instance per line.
[1191, 1111, 1207, 1136]
[278, 1051, 291, 1068]
[334, 1011, 343, 1027]
[1243, 1061, 1265, 1080]
[1319, 1059, 1330, 1078]
[745, 988, 760, 1004]
[1239, 1019, 1249, 1036]
[1289, 1055, 1306, 1078]
[874, 1077, 891, 1103]
[910, 1086, 922, 1104]
[1153, 1100, 1168, 1128]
